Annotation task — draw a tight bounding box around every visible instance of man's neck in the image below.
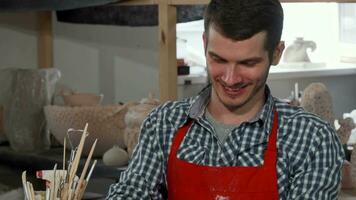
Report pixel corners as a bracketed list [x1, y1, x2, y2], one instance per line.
[207, 88, 266, 125]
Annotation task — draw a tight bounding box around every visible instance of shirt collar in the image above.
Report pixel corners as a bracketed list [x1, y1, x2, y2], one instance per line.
[258, 86, 275, 135]
[188, 84, 275, 133]
[188, 84, 211, 119]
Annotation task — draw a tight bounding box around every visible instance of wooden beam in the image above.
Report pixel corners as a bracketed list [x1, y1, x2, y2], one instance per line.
[37, 11, 53, 68]
[168, 0, 209, 5]
[167, 0, 356, 4]
[117, 0, 356, 5]
[158, 0, 177, 101]
[114, 0, 158, 6]
[281, 0, 356, 2]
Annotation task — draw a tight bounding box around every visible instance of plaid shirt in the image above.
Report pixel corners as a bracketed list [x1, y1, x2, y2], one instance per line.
[107, 85, 344, 200]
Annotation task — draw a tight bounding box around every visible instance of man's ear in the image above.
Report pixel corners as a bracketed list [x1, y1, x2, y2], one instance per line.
[271, 41, 285, 66]
[203, 32, 207, 54]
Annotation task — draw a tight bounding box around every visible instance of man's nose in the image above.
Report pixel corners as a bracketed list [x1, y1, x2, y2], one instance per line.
[221, 64, 242, 86]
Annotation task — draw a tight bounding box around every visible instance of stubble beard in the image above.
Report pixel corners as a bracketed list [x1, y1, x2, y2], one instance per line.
[212, 77, 267, 113]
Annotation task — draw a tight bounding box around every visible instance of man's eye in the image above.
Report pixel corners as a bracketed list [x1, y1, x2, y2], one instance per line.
[242, 61, 258, 66]
[212, 56, 226, 63]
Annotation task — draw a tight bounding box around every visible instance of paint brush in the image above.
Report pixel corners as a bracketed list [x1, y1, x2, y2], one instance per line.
[74, 139, 97, 200]
[78, 159, 97, 200]
[21, 171, 30, 200]
[51, 164, 57, 200]
[63, 137, 66, 170]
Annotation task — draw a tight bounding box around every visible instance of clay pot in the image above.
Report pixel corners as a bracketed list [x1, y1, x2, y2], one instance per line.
[283, 37, 316, 63]
[123, 95, 160, 157]
[62, 93, 103, 107]
[44, 105, 127, 156]
[102, 145, 129, 167]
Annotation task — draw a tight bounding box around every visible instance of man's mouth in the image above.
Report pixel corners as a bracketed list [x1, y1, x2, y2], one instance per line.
[221, 84, 248, 96]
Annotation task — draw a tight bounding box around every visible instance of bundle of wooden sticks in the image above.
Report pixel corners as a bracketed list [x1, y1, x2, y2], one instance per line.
[21, 123, 97, 200]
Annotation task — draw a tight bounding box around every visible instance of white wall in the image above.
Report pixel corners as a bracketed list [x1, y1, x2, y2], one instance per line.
[54, 20, 160, 104]
[0, 12, 160, 105]
[0, 13, 38, 69]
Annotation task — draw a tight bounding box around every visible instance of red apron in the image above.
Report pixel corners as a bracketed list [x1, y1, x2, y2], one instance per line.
[167, 111, 279, 200]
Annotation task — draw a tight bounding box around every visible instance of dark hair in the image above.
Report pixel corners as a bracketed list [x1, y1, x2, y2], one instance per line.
[204, 0, 284, 59]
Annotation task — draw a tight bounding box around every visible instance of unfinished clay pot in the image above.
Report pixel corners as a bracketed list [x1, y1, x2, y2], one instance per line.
[123, 94, 160, 157]
[337, 118, 355, 145]
[62, 93, 103, 107]
[44, 105, 126, 156]
[300, 83, 335, 128]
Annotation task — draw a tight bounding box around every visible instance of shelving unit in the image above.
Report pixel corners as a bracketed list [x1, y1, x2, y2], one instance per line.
[36, 0, 356, 101]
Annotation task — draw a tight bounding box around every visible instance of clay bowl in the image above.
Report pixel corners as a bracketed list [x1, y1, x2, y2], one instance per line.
[44, 105, 127, 157]
[62, 93, 103, 107]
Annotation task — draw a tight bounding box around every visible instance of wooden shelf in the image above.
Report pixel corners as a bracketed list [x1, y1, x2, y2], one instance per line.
[281, 0, 356, 2]
[114, 0, 158, 6]
[116, 0, 356, 5]
[37, 11, 53, 69]
[37, 0, 356, 101]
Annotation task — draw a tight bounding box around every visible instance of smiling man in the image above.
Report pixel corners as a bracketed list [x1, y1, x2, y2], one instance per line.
[106, 0, 344, 199]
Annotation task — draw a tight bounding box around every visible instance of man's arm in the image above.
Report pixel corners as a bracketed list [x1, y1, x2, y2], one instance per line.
[106, 114, 165, 200]
[287, 124, 345, 200]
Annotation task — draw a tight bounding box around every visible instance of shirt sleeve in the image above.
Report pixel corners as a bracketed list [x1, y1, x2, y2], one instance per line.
[106, 113, 165, 200]
[287, 124, 345, 200]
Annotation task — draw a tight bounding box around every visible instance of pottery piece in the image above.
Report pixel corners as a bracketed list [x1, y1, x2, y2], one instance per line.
[344, 109, 356, 125]
[44, 105, 126, 156]
[283, 37, 316, 63]
[337, 118, 355, 145]
[62, 93, 103, 107]
[300, 83, 335, 128]
[102, 145, 129, 167]
[123, 94, 160, 157]
[0, 68, 60, 152]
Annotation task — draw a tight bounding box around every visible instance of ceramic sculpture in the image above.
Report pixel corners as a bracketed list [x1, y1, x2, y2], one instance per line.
[300, 83, 335, 128]
[102, 145, 129, 167]
[283, 37, 316, 63]
[337, 118, 356, 189]
[123, 94, 160, 157]
[61, 92, 103, 107]
[0, 68, 60, 152]
[44, 105, 126, 156]
[337, 118, 355, 145]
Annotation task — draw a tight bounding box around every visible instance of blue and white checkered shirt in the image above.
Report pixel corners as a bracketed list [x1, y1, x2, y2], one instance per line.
[107, 85, 344, 200]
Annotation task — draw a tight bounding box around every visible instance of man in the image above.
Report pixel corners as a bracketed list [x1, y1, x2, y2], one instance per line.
[107, 0, 344, 199]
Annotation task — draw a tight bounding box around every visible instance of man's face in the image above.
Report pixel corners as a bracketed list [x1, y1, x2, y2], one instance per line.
[203, 27, 284, 112]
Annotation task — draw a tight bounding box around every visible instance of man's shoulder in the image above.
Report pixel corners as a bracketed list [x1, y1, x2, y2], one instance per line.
[147, 96, 196, 125]
[273, 97, 331, 129]
[274, 97, 341, 155]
